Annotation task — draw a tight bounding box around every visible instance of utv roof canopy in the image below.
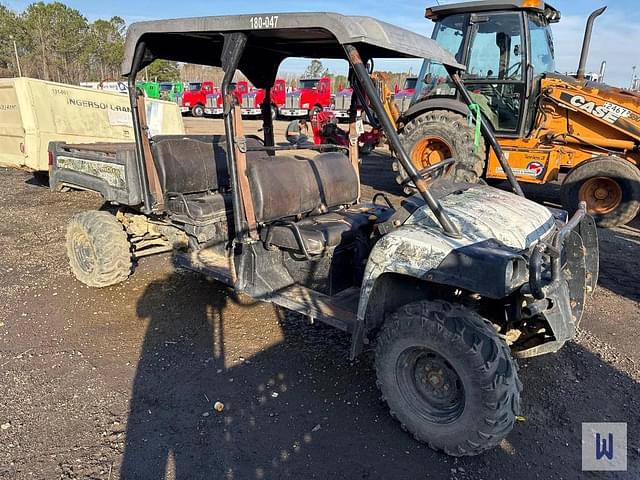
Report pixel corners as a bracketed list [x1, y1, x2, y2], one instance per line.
[121, 12, 465, 88]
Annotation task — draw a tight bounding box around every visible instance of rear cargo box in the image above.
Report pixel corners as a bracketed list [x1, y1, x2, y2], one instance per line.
[0, 77, 185, 171]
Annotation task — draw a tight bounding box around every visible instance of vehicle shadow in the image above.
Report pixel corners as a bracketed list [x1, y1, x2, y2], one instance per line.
[121, 259, 640, 479]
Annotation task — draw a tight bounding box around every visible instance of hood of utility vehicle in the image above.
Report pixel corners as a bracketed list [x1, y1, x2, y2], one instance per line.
[406, 185, 556, 251]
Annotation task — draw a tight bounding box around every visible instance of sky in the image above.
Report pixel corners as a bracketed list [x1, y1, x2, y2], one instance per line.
[4, 0, 639, 87]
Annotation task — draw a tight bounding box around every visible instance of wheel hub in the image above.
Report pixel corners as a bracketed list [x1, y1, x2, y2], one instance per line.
[397, 348, 465, 424]
[73, 232, 96, 274]
[579, 176, 623, 215]
[411, 136, 453, 171]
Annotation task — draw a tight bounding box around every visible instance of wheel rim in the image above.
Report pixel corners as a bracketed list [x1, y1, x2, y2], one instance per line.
[411, 136, 453, 171]
[72, 230, 96, 274]
[396, 347, 465, 424]
[579, 176, 623, 215]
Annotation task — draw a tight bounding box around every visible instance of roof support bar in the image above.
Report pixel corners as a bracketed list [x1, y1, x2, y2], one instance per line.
[127, 41, 154, 214]
[221, 32, 249, 242]
[345, 44, 461, 239]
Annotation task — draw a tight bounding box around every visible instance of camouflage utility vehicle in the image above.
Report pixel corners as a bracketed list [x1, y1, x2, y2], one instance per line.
[50, 14, 599, 456]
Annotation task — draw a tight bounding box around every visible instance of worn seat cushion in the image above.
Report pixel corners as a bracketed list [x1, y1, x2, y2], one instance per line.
[166, 192, 230, 221]
[260, 210, 372, 254]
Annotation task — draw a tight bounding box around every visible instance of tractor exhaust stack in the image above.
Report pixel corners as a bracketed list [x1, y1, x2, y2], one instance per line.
[576, 7, 607, 81]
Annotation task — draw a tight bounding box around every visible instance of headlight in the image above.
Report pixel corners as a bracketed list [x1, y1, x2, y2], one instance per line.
[506, 257, 528, 290]
[302, 103, 310, 109]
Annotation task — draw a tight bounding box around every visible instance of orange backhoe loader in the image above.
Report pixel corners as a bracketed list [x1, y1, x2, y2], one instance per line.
[396, 1, 640, 228]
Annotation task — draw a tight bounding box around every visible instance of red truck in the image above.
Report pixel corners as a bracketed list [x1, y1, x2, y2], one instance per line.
[279, 77, 331, 118]
[240, 78, 286, 118]
[203, 80, 249, 116]
[180, 81, 215, 117]
[392, 76, 417, 113]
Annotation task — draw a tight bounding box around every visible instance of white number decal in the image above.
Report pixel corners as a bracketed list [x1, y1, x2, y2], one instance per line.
[603, 102, 631, 118]
[250, 15, 278, 30]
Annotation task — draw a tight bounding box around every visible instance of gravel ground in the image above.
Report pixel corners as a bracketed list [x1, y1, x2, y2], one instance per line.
[0, 117, 639, 479]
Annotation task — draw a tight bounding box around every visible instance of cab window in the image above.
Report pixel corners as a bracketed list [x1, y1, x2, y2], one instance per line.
[464, 13, 524, 133]
[528, 13, 556, 75]
[466, 13, 523, 81]
[413, 14, 466, 101]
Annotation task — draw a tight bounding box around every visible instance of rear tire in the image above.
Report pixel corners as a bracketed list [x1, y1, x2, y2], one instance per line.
[375, 300, 521, 456]
[395, 110, 486, 194]
[561, 156, 640, 228]
[192, 104, 205, 117]
[66, 211, 132, 288]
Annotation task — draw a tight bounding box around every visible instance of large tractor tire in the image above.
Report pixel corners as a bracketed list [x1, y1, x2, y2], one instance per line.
[66, 211, 132, 288]
[395, 110, 486, 195]
[375, 300, 521, 457]
[561, 156, 640, 228]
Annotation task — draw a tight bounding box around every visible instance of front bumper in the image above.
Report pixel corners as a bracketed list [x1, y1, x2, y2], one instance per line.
[279, 108, 308, 117]
[180, 107, 190, 113]
[241, 108, 262, 116]
[516, 203, 599, 358]
[334, 110, 350, 119]
[204, 107, 223, 116]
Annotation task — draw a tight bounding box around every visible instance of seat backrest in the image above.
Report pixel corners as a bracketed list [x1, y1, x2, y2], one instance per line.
[151, 136, 228, 195]
[309, 153, 358, 209]
[247, 152, 358, 224]
[151, 135, 269, 196]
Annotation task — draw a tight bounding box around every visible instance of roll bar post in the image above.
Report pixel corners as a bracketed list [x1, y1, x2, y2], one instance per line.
[127, 42, 154, 214]
[221, 32, 249, 241]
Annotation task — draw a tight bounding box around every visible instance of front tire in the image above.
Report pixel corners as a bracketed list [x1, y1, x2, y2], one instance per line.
[395, 110, 486, 194]
[561, 156, 640, 228]
[66, 211, 132, 288]
[191, 104, 205, 117]
[375, 300, 521, 456]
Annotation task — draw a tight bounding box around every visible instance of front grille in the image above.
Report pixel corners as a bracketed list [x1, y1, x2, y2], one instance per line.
[335, 93, 351, 111]
[206, 94, 218, 108]
[285, 94, 300, 109]
[176, 95, 183, 107]
[242, 95, 254, 108]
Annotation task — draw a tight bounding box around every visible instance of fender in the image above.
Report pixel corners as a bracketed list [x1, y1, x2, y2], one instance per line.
[349, 224, 525, 358]
[400, 98, 471, 125]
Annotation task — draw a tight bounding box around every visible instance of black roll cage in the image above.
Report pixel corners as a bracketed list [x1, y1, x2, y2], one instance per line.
[125, 28, 524, 243]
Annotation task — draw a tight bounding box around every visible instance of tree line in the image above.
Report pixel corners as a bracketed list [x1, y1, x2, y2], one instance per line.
[0, 1, 413, 92]
[0, 2, 126, 84]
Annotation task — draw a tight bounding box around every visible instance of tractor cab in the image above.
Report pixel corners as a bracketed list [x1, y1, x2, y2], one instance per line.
[415, 0, 559, 136]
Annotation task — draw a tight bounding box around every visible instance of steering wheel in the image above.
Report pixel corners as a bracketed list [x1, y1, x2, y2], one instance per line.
[400, 158, 457, 187]
[488, 83, 519, 116]
[505, 61, 522, 81]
